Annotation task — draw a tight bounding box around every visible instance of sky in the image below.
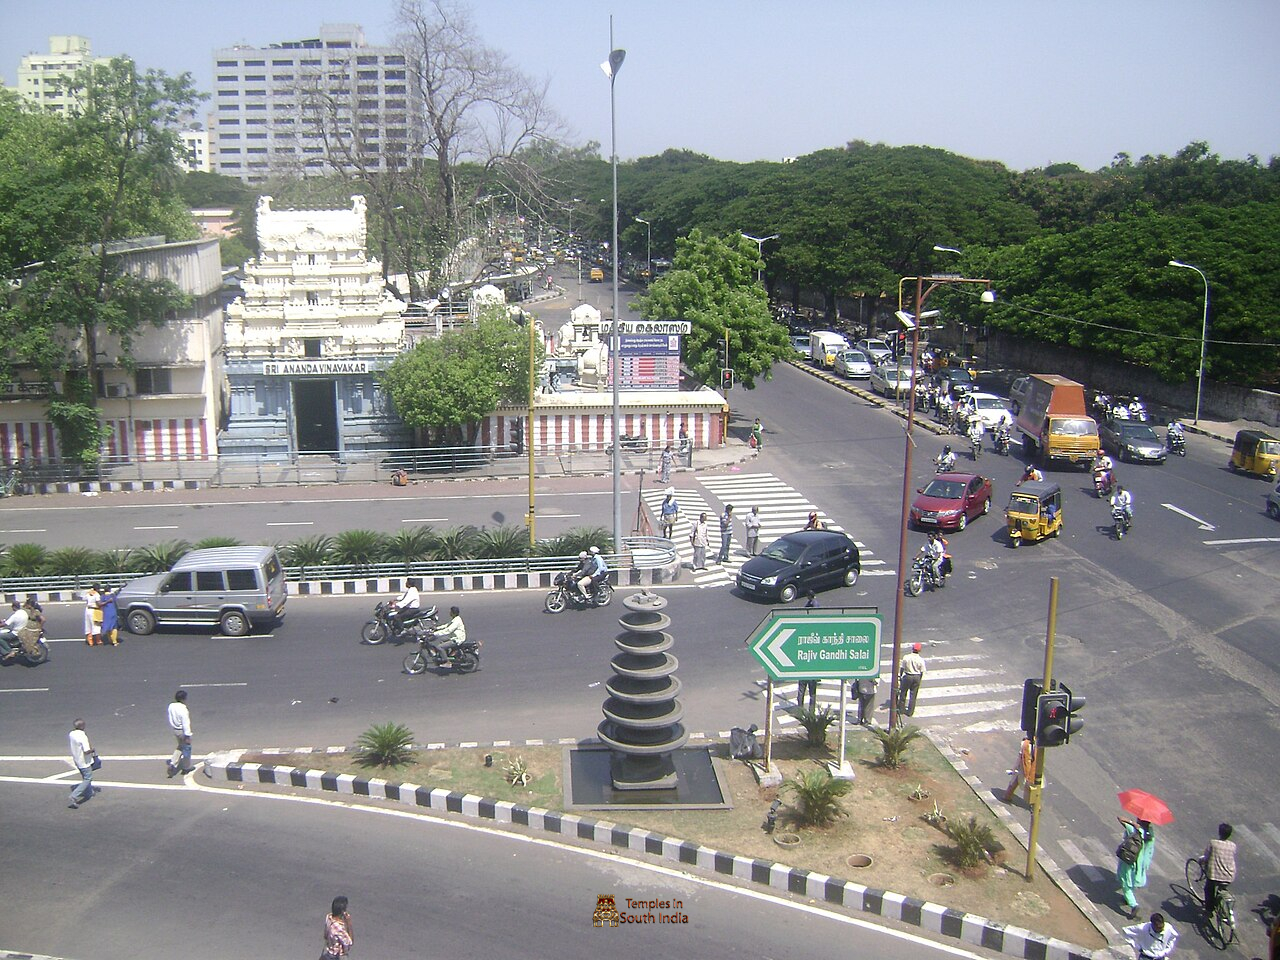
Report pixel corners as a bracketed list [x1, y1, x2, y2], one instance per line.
[2, 0, 1278, 173]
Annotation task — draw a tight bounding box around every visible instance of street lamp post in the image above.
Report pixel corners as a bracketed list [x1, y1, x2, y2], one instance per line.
[887, 249, 994, 731]
[742, 232, 779, 286]
[602, 35, 626, 555]
[1167, 260, 1210, 425]
[570, 197, 582, 302]
[635, 216, 651, 282]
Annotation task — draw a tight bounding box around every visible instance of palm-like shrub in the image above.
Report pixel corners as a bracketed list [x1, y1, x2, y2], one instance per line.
[430, 526, 478, 560]
[532, 534, 573, 558]
[945, 816, 999, 868]
[557, 526, 614, 556]
[794, 706, 839, 747]
[332, 530, 386, 568]
[382, 527, 436, 566]
[282, 535, 334, 570]
[194, 536, 242, 549]
[43, 546, 99, 578]
[354, 721, 416, 768]
[95, 548, 139, 575]
[132, 540, 192, 573]
[473, 525, 529, 559]
[781, 766, 852, 826]
[872, 724, 923, 769]
[1, 542, 48, 577]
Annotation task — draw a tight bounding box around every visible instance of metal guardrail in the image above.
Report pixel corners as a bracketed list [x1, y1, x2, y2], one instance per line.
[0, 540, 679, 596]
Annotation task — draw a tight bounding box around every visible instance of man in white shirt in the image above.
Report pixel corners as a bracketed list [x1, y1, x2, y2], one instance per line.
[391, 582, 421, 631]
[0, 601, 28, 661]
[432, 606, 466, 662]
[166, 690, 194, 777]
[1124, 912, 1178, 959]
[898, 643, 928, 717]
[68, 719, 96, 808]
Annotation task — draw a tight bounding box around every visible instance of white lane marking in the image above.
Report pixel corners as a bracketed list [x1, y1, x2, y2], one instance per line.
[180, 682, 248, 688]
[0, 528, 47, 534]
[267, 521, 313, 527]
[910, 698, 1020, 718]
[1234, 824, 1280, 872]
[6, 764, 997, 960]
[0, 687, 49, 694]
[1160, 502, 1216, 531]
[1202, 536, 1280, 545]
[134, 525, 179, 530]
[400, 517, 449, 523]
[1057, 838, 1107, 883]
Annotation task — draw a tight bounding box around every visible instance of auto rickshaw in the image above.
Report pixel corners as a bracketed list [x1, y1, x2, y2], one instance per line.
[1005, 480, 1063, 548]
[1229, 429, 1279, 479]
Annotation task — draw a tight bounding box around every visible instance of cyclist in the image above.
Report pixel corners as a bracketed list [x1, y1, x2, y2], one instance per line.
[1201, 823, 1237, 921]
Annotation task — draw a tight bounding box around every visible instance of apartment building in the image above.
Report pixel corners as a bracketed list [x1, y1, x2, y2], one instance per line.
[211, 24, 416, 184]
[11, 35, 109, 117]
[179, 127, 212, 173]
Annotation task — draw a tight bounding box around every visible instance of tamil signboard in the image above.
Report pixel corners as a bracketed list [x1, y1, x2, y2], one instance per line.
[599, 320, 692, 336]
[747, 610, 882, 681]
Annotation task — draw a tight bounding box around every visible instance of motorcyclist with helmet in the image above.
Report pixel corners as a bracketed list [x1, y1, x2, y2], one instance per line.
[573, 550, 594, 599]
[1018, 463, 1044, 485]
[1093, 451, 1115, 494]
[935, 445, 957, 473]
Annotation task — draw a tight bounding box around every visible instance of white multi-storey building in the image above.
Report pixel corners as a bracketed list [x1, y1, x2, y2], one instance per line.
[221, 196, 410, 457]
[179, 127, 211, 173]
[11, 35, 109, 117]
[211, 24, 415, 184]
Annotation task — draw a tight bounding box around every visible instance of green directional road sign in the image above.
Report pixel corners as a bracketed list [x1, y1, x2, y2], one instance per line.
[747, 610, 883, 681]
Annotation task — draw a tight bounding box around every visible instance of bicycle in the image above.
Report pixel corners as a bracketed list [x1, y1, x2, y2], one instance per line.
[1184, 856, 1237, 948]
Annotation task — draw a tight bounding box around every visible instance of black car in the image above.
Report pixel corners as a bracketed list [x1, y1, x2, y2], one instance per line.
[735, 529, 861, 603]
[933, 367, 975, 397]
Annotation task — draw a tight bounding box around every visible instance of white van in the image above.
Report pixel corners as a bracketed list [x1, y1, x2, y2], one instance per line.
[809, 331, 849, 368]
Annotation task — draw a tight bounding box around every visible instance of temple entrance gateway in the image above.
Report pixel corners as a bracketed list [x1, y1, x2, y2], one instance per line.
[293, 379, 338, 452]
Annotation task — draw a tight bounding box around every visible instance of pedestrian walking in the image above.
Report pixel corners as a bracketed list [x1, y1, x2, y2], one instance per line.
[320, 895, 354, 959]
[99, 586, 121, 647]
[690, 513, 709, 571]
[67, 718, 97, 809]
[716, 504, 734, 563]
[743, 505, 762, 556]
[854, 676, 879, 725]
[1117, 817, 1156, 919]
[751, 417, 764, 450]
[678, 424, 691, 466]
[83, 584, 102, 645]
[166, 689, 194, 777]
[897, 642, 927, 717]
[1123, 912, 1177, 959]
[659, 443, 674, 483]
[1003, 734, 1035, 803]
[659, 490, 680, 539]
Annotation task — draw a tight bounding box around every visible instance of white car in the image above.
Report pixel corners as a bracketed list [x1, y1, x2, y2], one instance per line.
[959, 392, 1013, 430]
[856, 338, 894, 365]
[834, 349, 873, 379]
[869, 363, 918, 397]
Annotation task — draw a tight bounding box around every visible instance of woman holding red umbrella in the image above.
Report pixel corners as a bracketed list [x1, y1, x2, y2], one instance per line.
[1116, 789, 1171, 920]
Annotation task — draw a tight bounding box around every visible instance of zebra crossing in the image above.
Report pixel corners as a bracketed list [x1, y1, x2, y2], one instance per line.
[761, 644, 1023, 736]
[642, 472, 892, 589]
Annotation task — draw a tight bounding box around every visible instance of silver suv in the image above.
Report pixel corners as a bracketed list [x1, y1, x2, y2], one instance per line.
[116, 546, 287, 637]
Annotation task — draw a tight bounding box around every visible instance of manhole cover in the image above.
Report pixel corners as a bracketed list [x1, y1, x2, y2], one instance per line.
[974, 559, 998, 570]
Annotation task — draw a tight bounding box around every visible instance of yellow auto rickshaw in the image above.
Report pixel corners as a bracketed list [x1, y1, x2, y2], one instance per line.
[1229, 429, 1280, 479]
[1006, 480, 1063, 548]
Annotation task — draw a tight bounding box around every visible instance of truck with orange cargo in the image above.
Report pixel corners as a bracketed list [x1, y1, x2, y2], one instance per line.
[1015, 374, 1100, 466]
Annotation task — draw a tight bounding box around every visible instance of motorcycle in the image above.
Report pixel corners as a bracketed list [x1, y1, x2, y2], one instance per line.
[1168, 432, 1186, 457]
[605, 434, 648, 455]
[1093, 468, 1114, 498]
[544, 571, 613, 613]
[1, 626, 49, 666]
[994, 430, 1012, 456]
[970, 433, 983, 461]
[1112, 504, 1131, 540]
[360, 600, 438, 645]
[402, 630, 482, 675]
[905, 555, 948, 597]
[934, 453, 957, 474]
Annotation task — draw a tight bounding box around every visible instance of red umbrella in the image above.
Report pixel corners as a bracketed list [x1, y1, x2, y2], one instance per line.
[1117, 789, 1175, 825]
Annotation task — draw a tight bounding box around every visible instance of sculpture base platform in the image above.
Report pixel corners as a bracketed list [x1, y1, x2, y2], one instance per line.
[564, 745, 731, 811]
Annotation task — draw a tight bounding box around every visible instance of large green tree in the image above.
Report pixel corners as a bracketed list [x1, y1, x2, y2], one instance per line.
[0, 61, 202, 463]
[634, 229, 790, 389]
[381, 304, 540, 446]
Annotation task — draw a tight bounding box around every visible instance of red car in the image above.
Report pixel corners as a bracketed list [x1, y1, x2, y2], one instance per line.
[910, 472, 993, 531]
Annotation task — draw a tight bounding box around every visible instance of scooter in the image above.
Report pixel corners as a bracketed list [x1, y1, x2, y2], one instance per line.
[605, 434, 648, 455]
[360, 601, 438, 645]
[544, 571, 613, 613]
[1094, 469, 1114, 498]
[402, 630, 481, 675]
[970, 433, 983, 461]
[1112, 504, 1131, 540]
[1, 627, 49, 666]
[1167, 432, 1186, 457]
[994, 430, 1012, 456]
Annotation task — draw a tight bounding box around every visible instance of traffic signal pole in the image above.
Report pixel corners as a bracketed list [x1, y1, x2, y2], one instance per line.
[1026, 576, 1059, 881]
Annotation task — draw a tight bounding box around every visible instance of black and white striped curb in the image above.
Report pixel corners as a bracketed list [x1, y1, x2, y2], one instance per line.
[207, 747, 1099, 960]
[23, 478, 204, 495]
[930, 736, 1126, 959]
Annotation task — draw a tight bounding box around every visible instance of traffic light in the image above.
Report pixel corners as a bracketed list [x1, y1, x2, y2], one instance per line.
[1036, 683, 1085, 746]
[721, 368, 734, 391]
[719, 337, 731, 369]
[1020, 678, 1044, 736]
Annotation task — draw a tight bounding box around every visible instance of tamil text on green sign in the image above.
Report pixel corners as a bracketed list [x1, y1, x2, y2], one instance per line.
[747, 611, 882, 681]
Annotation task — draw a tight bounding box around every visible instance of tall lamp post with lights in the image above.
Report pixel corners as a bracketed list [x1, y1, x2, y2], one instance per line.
[634, 216, 651, 281]
[742, 232, 779, 285]
[887, 248, 995, 730]
[1167, 260, 1210, 425]
[602, 38, 626, 554]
